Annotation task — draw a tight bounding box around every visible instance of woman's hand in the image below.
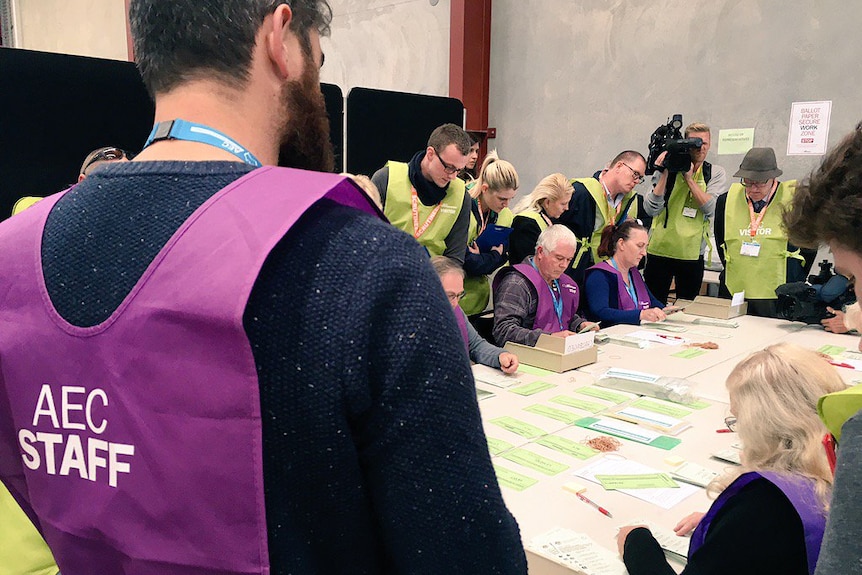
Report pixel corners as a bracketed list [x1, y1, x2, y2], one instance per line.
[498, 352, 519, 374]
[639, 307, 666, 322]
[616, 525, 649, 556]
[673, 511, 705, 536]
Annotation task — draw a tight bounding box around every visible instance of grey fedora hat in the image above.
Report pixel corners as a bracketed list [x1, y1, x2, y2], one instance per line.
[733, 147, 783, 180]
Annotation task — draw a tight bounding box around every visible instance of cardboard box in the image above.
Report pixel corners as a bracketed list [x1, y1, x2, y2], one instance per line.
[504, 334, 597, 373]
[675, 296, 748, 320]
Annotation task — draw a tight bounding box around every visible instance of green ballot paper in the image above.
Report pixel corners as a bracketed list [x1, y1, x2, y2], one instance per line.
[595, 473, 679, 490]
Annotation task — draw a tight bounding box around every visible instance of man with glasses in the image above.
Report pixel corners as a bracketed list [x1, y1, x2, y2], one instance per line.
[643, 122, 728, 304]
[372, 123, 473, 262]
[715, 147, 815, 317]
[558, 150, 649, 285]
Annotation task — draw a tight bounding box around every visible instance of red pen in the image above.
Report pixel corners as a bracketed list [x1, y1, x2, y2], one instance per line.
[656, 334, 684, 341]
[829, 361, 855, 370]
[576, 492, 613, 518]
[715, 428, 734, 433]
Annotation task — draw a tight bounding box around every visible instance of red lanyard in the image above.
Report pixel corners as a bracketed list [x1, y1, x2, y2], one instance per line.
[746, 187, 776, 239]
[411, 187, 443, 239]
[476, 197, 489, 237]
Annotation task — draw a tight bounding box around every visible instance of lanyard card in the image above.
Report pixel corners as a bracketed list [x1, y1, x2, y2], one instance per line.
[740, 241, 760, 257]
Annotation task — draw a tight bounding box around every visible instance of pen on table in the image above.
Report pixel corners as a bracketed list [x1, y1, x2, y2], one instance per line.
[656, 333, 684, 341]
[829, 360, 855, 369]
[715, 428, 734, 433]
[575, 492, 613, 518]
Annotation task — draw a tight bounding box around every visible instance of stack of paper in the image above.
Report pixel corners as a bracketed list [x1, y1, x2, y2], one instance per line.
[529, 528, 626, 575]
[575, 457, 698, 509]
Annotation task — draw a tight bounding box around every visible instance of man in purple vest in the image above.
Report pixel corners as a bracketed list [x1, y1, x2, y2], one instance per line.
[0, 2, 526, 574]
[492, 225, 598, 346]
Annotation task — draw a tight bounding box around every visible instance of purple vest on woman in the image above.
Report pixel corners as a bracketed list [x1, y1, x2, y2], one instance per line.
[589, 260, 652, 310]
[0, 167, 381, 574]
[689, 471, 826, 574]
[502, 262, 580, 332]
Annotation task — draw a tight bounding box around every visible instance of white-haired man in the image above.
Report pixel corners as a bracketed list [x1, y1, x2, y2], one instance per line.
[492, 225, 598, 346]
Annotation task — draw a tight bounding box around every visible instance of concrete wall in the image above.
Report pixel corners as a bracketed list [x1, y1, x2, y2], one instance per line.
[15, 0, 127, 60]
[321, 0, 451, 97]
[489, 0, 862, 194]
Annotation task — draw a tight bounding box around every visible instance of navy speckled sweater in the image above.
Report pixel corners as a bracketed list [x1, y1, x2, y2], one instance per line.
[40, 161, 526, 574]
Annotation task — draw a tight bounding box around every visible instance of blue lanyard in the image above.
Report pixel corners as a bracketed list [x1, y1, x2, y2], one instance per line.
[610, 258, 638, 306]
[142, 119, 262, 167]
[530, 258, 565, 330]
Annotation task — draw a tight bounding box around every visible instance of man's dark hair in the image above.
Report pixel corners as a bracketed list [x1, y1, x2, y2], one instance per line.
[785, 122, 862, 254]
[427, 123, 472, 156]
[129, 0, 333, 96]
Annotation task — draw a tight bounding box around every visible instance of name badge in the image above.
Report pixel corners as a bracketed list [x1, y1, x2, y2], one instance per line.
[740, 241, 761, 257]
[682, 207, 698, 218]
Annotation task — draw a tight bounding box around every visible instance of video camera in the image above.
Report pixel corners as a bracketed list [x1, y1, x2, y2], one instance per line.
[775, 260, 856, 324]
[645, 114, 703, 176]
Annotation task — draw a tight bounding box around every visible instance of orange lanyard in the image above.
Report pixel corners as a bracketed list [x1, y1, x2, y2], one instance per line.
[476, 197, 489, 238]
[411, 187, 443, 239]
[746, 188, 776, 239]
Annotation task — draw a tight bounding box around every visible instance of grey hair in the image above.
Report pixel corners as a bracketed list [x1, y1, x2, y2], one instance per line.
[430, 256, 465, 280]
[536, 224, 577, 253]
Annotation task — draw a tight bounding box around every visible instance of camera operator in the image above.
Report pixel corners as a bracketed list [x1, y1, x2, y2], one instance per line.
[715, 147, 816, 318]
[643, 122, 728, 303]
[557, 150, 649, 285]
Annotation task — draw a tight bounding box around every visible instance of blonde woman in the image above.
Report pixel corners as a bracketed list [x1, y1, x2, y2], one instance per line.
[507, 173, 573, 266]
[460, 151, 519, 315]
[618, 343, 844, 575]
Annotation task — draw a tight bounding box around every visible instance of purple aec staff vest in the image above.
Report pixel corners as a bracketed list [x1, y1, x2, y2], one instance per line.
[494, 262, 579, 332]
[588, 260, 652, 311]
[689, 471, 826, 574]
[0, 167, 381, 574]
[454, 306, 470, 352]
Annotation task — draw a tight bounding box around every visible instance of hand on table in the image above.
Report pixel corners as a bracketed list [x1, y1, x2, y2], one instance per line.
[639, 307, 666, 323]
[498, 352, 519, 374]
[822, 307, 849, 334]
[577, 321, 601, 333]
[550, 330, 577, 338]
[673, 511, 705, 536]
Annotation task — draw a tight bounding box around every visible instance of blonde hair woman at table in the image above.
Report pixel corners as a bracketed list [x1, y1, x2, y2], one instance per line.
[618, 343, 844, 575]
[507, 173, 573, 266]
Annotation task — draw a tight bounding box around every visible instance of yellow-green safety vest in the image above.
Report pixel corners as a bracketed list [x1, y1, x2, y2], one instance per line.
[647, 167, 710, 261]
[571, 177, 637, 269]
[722, 181, 804, 299]
[0, 483, 58, 575]
[460, 206, 514, 315]
[383, 161, 466, 258]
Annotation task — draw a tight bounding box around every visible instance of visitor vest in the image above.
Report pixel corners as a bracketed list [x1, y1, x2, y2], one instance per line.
[647, 164, 711, 260]
[494, 262, 580, 333]
[585, 260, 652, 311]
[571, 177, 637, 269]
[0, 167, 381, 574]
[383, 161, 465, 257]
[723, 181, 802, 299]
[689, 471, 825, 575]
[461, 205, 514, 315]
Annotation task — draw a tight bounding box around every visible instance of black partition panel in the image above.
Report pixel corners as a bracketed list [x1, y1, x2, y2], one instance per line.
[345, 87, 464, 177]
[0, 47, 346, 220]
[0, 47, 155, 216]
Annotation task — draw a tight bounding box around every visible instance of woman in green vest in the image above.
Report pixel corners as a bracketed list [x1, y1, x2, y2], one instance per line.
[460, 151, 520, 315]
[508, 173, 573, 266]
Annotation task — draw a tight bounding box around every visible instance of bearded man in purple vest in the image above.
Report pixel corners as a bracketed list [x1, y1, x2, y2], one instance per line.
[0, 2, 526, 574]
[492, 225, 599, 346]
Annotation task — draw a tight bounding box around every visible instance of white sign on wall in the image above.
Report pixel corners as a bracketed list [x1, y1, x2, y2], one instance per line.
[787, 101, 832, 155]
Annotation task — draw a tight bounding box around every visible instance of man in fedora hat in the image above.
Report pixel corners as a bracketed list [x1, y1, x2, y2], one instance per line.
[714, 147, 816, 317]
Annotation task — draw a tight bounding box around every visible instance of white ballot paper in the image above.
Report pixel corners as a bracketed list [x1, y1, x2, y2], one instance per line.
[529, 527, 626, 575]
[575, 457, 698, 510]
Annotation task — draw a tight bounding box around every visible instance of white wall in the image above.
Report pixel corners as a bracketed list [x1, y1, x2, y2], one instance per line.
[489, 0, 862, 194]
[321, 0, 451, 97]
[15, 0, 127, 60]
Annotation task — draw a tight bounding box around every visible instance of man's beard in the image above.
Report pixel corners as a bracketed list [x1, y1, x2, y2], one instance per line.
[277, 56, 335, 173]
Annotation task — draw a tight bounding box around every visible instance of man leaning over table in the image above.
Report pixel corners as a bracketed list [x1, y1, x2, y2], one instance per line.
[492, 225, 599, 347]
